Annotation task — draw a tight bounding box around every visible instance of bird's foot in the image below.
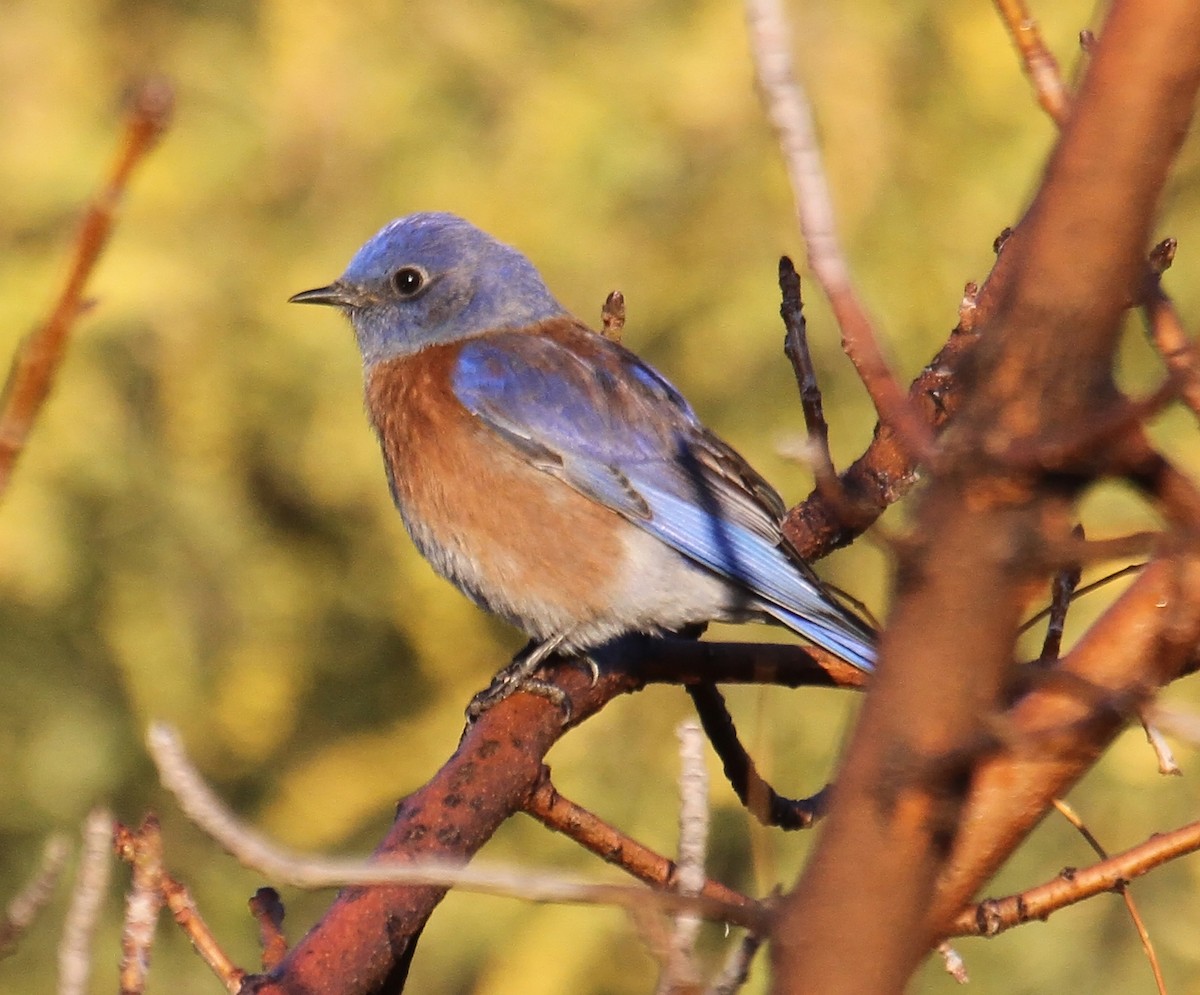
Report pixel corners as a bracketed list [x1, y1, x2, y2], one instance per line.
[569, 654, 601, 687]
[466, 674, 570, 721]
[465, 636, 572, 723]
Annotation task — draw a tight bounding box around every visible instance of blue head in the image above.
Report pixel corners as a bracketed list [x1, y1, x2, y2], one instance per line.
[290, 212, 568, 365]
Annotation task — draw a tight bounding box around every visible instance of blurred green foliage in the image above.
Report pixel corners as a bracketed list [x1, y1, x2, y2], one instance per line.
[1, 0, 1199, 992]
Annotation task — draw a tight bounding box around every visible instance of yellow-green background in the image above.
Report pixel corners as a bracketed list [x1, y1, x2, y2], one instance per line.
[2, 0, 1199, 992]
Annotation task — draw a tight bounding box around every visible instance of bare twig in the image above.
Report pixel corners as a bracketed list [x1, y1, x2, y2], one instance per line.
[522, 771, 755, 917]
[1144, 243, 1200, 424]
[706, 932, 764, 995]
[744, 0, 933, 463]
[1019, 563, 1145, 634]
[1140, 703, 1200, 749]
[113, 816, 244, 993]
[1039, 525, 1084, 663]
[779, 257, 842, 505]
[248, 888, 289, 971]
[0, 78, 173, 498]
[148, 723, 764, 929]
[0, 834, 70, 958]
[160, 874, 244, 992]
[657, 722, 709, 994]
[115, 817, 165, 995]
[937, 942, 970, 984]
[686, 683, 827, 829]
[601, 290, 626, 342]
[58, 808, 113, 995]
[953, 789, 1200, 938]
[1139, 710, 1182, 775]
[975, 799, 1166, 994]
[993, 0, 1072, 124]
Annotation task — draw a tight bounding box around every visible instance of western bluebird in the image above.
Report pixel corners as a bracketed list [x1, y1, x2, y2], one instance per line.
[291, 212, 874, 710]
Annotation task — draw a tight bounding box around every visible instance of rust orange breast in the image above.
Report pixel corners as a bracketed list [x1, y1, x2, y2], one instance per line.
[364, 342, 625, 639]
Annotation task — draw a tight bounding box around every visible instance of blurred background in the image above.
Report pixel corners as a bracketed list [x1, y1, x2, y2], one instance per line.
[2, 0, 1200, 991]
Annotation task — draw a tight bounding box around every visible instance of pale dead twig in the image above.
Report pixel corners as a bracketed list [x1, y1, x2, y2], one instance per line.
[0, 834, 71, 958]
[117, 817, 164, 995]
[743, 0, 933, 462]
[656, 722, 710, 994]
[936, 942, 970, 985]
[57, 808, 113, 995]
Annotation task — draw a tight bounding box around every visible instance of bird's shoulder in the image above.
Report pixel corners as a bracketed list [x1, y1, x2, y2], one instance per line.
[451, 318, 789, 528]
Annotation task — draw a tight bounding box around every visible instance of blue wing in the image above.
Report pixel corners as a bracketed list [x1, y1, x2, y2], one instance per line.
[451, 322, 875, 671]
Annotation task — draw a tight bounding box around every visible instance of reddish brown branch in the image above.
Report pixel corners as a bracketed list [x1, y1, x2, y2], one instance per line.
[782, 314, 977, 561]
[0, 78, 173, 498]
[240, 636, 806, 994]
[1144, 262, 1200, 423]
[635, 636, 868, 691]
[928, 550, 1200, 934]
[522, 771, 758, 925]
[952, 814, 1200, 937]
[771, 0, 1200, 989]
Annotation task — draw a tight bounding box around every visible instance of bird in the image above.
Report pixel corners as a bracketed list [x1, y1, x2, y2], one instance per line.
[290, 212, 875, 711]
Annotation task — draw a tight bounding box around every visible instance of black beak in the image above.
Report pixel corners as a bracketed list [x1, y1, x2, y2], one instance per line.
[288, 282, 355, 307]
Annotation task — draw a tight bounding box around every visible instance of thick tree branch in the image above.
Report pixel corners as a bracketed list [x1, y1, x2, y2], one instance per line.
[771, 0, 1200, 990]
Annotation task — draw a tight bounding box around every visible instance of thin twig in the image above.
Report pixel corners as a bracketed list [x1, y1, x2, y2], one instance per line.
[686, 683, 827, 830]
[113, 817, 244, 993]
[148, 723, 765, 930]
[160, 874, 245, 992]
[993, 0, 1072, 124]
[0, 78, 173, 498]
[1052, 800, 1167, 995]
[0, 834, 71, 958]
[522, 769, 755, 915]
[1019, 563, 1145, 634]
[248, 888, 289, 972]
[744, 0, 933, 463]
[1039, 525, 1083, 663]
[115, 817, 165, 995]
[601, 290, 626, 342]
[706, 932, 764, 995]
[1138, 710, 1182, 775]
[1143, 241, 1200, 425]
[936, 943, 970, 984]
[779, 257, 841, 507]
[658, 722, 709, 994]
[1140, 703, 1200, 749]
[953, 815, 1200, 938]
[58, 808, 113, 995]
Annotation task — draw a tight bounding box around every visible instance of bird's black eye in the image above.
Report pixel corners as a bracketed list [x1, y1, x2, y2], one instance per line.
[392, 267, 425, 298]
